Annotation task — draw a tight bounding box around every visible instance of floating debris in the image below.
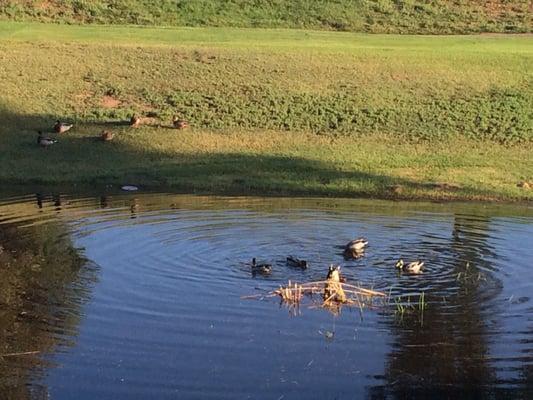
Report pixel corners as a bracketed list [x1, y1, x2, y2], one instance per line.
[244, 265, 386, 315]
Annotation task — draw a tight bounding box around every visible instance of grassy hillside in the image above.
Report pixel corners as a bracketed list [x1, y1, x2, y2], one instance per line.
[0, 1, 531, 34]
[0, 22, 532, 201]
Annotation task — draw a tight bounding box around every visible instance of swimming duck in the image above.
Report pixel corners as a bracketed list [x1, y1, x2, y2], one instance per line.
[345, 237, 368, 251]
[343, 237, 368, 258]
[100, 130, 114, 141]
[286, 256, 308, 269]
[37, 131, 57, 147]
[53, 120, 73, 134]
[172, 116, 189, 129]
[395, 259, 424, 274]
[130, 115, 141, 128]
[251, 258, 272, 275]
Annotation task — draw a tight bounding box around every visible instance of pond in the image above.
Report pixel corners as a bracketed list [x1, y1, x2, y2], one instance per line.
[0, 193, 532, 399]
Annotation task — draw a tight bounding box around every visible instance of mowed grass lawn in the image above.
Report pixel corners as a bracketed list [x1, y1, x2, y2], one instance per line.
[0, 22, 531, 201]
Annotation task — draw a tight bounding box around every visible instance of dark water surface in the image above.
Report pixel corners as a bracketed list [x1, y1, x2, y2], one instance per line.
[0, 193, 532, 399]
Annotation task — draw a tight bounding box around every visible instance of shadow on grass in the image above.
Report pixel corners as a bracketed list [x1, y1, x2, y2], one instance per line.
[0, 107, 517, 201]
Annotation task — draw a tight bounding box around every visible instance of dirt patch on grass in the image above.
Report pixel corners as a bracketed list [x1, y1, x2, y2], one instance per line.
[482, 0, 527, 17]
[35, 0, 69, 14]
[101, 95, 121, 109]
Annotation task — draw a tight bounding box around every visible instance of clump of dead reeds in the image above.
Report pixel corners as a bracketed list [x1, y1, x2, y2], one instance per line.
[277, 280, 304, 303]
[244, 267, 386, 315]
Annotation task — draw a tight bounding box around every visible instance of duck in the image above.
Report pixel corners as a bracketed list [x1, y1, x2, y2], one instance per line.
[343, 237, 368, 258]
[345, 237, 368, 251]
[172, 116, 189, 129]
[324, 265, 347, 303]
[100, 130, 114, 141]
[326, 265, 341, 282]
[326, 265, 346, 283]
[395, 259, 424, 274]
[130, 115, 141, 128]
[37, 131, 57, 147]
[53, 120, 73, 134]
[251, 258, 272, 275]
[286, 256, 308, 269]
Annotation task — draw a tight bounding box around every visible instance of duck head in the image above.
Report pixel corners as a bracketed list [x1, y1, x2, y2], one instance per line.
[395, 259, 404, 269]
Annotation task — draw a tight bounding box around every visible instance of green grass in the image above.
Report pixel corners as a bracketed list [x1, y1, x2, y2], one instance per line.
[0, 1, 531, 34]
[0, 22, 532, 201]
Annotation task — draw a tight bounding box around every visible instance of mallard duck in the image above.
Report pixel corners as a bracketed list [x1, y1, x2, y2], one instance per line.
[345, 237, 368, 251]
[100, 130, 114, 141]
[343, 237, 368, 258]
[130, 115, 141, 128]
[37, 131, 57, 147]
[344, 247, 365, 259]
[324, 265, 347, 303]
[172, 116, 189, 129]
[326, 265, 341, 282]
[395, 259, 424, 274]
[286, 256, 308, 269]
[326, 265, 346, 283]
[251, 258, 272, 275]
[53, 120, 73, 134]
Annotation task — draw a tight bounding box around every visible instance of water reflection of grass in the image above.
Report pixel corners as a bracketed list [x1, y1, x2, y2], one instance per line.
[0, 221, 95, 398]
[0, 23, 531, 201]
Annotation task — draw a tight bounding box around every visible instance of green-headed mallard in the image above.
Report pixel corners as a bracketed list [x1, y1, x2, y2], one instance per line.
[54, 120, 73, 134]
[100, 130, 114, 141]
[37, 131, 57, 147]
[395, 259, 424, 274]
[286, 256, 308, 269]
[172, 116, 189, 129]
[251, 258, 272, 275]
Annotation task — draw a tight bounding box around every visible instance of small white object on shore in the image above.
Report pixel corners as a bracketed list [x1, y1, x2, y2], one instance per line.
[121, 185, 139, 191]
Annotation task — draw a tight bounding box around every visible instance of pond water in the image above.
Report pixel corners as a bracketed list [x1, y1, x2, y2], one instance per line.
[0, 193, 532, 399]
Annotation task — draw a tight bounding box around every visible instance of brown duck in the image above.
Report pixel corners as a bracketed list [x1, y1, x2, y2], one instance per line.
[395, 259, 424, 274]
[172, 116, 189, 129]
[130, 115, 141, 128]
[54, 120, 73, 134]
[100, 130, 114, 141]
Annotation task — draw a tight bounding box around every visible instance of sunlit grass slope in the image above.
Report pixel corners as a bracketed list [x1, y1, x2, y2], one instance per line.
[0, 22, 531, 201]
[0, 0, 531, 34]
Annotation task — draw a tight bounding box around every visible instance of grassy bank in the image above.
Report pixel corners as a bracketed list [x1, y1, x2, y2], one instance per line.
[0, 22, 532, 201]
[0, 1, 531, 34]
